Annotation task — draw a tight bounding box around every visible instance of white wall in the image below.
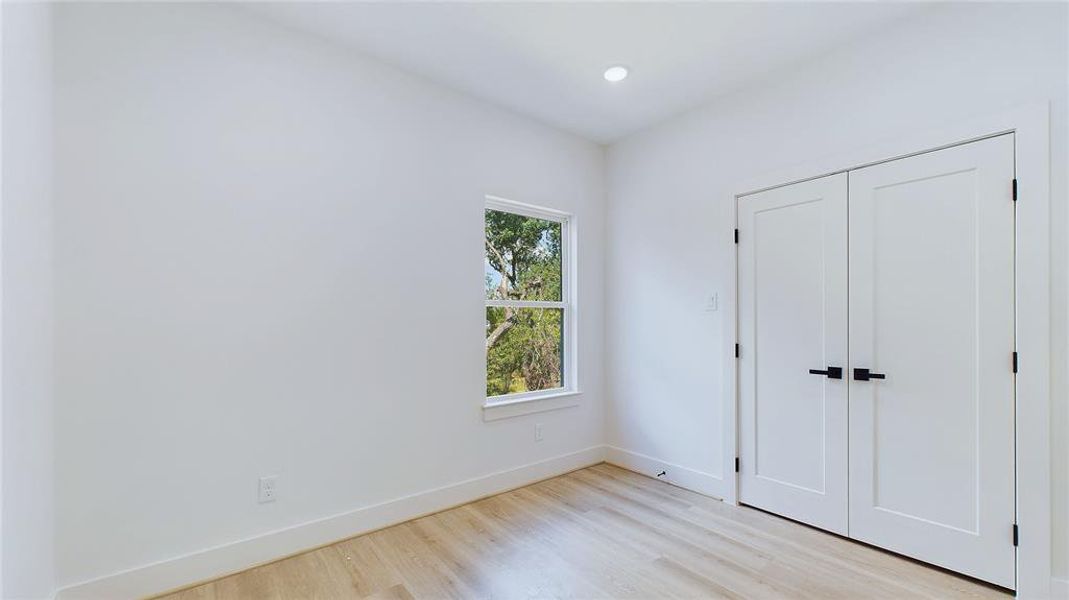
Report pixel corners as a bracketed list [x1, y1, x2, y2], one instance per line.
[1, 2, 55, 594]
[1, 2, 56, 599]
[605, 1, 1068, 585]
[52, 2, 604, 593]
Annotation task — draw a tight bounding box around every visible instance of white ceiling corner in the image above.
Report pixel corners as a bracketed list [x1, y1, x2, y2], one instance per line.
[240, 2, 933, 143]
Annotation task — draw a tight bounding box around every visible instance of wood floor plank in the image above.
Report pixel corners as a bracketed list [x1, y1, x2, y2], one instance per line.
[157, 464, 1010, 600]
[587, 466, 996, 599]
[328, 534, 405, 598]
[566, 469, 893, 599]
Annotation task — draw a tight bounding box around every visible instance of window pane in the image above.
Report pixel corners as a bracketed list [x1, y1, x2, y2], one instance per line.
[486, 307, 564, 397]
[485, 209, 562, 301]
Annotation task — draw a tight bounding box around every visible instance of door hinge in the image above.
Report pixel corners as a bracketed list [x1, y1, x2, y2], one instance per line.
[735, 457, 740, 473]
[1012, 178, 1018, 202]
[1012, 523, 1019, 546]
[735, 343, 740, 358]
[1013, 351, 1019, 373]
[734, 228, 739, 244]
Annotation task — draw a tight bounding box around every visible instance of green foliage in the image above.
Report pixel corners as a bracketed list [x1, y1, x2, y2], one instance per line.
[485, 209, 561, 301]
[486, 308, 562, 396]
[485, 210, 564, 396]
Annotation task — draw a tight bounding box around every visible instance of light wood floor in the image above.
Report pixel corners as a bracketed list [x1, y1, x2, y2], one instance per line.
[160, 464, 1009, 600]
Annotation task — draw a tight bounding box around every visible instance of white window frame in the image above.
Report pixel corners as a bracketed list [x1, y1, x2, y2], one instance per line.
[483, 195, 578, 418]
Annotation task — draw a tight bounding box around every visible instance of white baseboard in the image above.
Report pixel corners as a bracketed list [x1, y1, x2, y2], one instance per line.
[55, 446, 607, 600]
[1051, 576, 1068, 599]
[604, 445, 728, 500]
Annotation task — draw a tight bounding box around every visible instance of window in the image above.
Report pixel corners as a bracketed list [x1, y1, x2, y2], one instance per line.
[484, 197, 574, 405]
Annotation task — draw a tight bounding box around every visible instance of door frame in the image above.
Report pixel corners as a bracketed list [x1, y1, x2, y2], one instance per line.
[722, 102, 1052, 598]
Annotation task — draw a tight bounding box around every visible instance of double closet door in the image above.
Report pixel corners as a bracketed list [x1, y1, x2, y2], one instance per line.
[737, 134, 1016, 589]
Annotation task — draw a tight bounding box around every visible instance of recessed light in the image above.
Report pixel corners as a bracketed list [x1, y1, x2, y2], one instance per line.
[603, 65, 629, 83]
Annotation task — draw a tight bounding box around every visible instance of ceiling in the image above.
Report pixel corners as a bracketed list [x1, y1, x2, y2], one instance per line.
[243, 2, 931, 144]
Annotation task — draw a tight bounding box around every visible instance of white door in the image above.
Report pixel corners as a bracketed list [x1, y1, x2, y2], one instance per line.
[738, 173, 848, 535]
[848, 134, 1016, 588]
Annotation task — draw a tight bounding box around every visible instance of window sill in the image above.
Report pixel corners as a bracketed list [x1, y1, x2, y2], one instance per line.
[482, 390, 581, 421]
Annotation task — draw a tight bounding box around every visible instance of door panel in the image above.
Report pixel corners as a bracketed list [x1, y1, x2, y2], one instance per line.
[848, 134, 1015, 588]
[738, 173, 848, 535]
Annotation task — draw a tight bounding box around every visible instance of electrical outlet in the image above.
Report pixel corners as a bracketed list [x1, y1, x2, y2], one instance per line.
[258, 475, 278, 503]
[535, 423, 544, 442]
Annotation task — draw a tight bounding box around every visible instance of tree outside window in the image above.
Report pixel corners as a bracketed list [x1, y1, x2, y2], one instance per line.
[484, 203, 570, 399]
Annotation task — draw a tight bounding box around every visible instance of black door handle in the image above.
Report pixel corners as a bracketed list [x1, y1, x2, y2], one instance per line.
[808, 366, 843, 379]
[853, 368, 886, 381]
